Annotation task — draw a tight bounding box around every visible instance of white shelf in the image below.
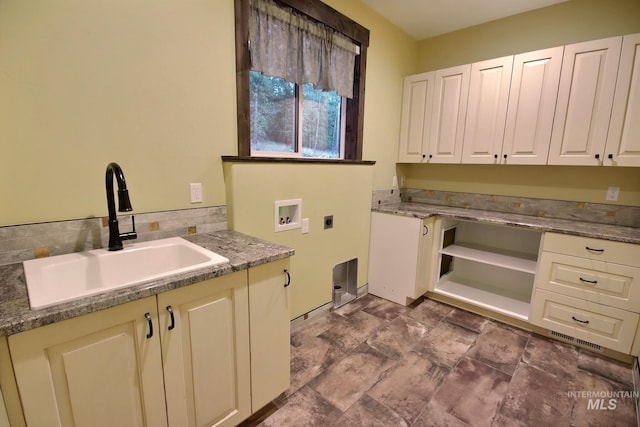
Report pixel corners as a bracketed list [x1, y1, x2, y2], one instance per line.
[434, 275, 531, 321]
[440, 243, 537, 274]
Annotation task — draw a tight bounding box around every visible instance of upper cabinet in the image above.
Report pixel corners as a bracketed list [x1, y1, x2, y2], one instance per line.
[502, 47, 563, 165]
[398, 72, 434, 162]
[426, 65, 471, 163]
[604, 33, 640, 167]
[398, 65, 471, 163]
[398, 33, 639, 167]
[462, 56, 513, 164]
[548, 37, 622, 165]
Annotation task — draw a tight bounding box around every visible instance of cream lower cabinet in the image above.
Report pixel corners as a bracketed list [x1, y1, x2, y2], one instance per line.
[248, 258, 290, 411]
[433, 218, 542, 321]
[9, 271, 253, 427]
[157, 272, 250, 427]
[368, 212, 435, 305]
[530, 233, 640, 354]
[9, 296, 170, 427]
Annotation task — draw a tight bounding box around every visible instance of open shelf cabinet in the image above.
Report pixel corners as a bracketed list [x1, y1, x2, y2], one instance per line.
[433, 219, 542, 321]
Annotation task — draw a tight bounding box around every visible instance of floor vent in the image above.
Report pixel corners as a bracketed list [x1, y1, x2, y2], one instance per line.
[549, 330, 603, 352]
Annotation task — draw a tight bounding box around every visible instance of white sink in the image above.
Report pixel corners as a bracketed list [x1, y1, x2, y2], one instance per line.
[23, 237, 229, 309]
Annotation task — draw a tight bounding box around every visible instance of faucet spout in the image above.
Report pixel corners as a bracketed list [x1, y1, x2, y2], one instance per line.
[106, 162, 137, 251]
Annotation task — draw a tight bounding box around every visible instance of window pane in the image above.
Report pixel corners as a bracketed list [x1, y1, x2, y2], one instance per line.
[250, 71, 296, 154]
[302, 83, 342, 158]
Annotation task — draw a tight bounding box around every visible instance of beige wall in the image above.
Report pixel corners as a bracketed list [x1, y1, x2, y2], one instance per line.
[416, 0, 640, 71]
[224, 163, 373, 318]
[406, 0, 640, 206]
[0, 0, 237, 226]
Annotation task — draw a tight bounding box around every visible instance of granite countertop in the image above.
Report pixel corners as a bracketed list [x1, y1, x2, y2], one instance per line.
[373, 202, 640, 245]
[0, 230, 294, 336]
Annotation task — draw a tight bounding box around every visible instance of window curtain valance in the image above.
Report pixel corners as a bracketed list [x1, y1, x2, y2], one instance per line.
[248, 0, 358, 98]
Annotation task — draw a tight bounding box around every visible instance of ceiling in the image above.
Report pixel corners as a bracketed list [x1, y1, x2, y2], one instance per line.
[361, 0, 569, 40]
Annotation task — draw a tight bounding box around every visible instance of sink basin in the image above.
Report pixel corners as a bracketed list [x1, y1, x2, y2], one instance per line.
[23, 237, 229, 309]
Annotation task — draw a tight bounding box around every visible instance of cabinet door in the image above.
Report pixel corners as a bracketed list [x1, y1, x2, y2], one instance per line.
[502, 47, 563, 165]
[548, 37, 622, 165]
[248, 258, 291, 411]
[462, 56, 513, 164]
[368, 213, 427, 305]
[604, 33, 640, 167]
[158, 271, 250, 427]
[9, 297, 167, 427]
[398, 72, 434, 162]
[426, 64, 470, 163]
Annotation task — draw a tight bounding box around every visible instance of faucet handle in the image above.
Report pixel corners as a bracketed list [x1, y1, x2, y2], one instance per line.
[120, 215, 138, 242]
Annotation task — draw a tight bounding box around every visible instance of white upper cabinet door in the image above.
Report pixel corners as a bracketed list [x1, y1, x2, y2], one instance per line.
[426, 64, 471, 163]
[604, 33, 640, 167]
[548, 37, 622, 165]
[398, 72, 434, 162]
[502, 47, 563, 165]
[462, 56, 514, 164]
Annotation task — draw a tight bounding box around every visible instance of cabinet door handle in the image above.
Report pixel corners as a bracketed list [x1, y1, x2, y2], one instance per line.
[167, 306, 175, 331]
[585, 246, 604, 253]
[145, 313, 153, 338]
[284, 269, 291, 287]
[579, 277, 598, 285]
[423, 225, 429, 236]
[572, 316, 590, 325]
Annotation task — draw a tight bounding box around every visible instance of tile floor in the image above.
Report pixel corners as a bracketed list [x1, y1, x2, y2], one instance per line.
[240, 295, 638, 426]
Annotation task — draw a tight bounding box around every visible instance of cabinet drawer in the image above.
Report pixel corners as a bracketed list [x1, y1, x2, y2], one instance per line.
[536, 252, 640, 312]
[530, 289, 639, 353]
[542, 233, 640, 266]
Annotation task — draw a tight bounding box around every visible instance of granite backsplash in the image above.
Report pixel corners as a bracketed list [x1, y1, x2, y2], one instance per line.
[0, 206, 227, 266]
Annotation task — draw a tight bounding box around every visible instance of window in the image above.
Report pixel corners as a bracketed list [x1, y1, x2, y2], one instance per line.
[234, 0, 370, 161]
[250, 71, 345, 158]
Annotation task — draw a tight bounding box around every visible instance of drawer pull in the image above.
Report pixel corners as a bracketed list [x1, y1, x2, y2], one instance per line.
[579, 277, 598, 285]
[572, 316, 590, 325]
[585, 246, 604, 253]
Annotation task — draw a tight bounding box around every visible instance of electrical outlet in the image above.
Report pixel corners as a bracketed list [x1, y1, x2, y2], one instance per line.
[190, 183, 203, 203]
[606, 186, 620, 201]
[324, 215, 333, 229]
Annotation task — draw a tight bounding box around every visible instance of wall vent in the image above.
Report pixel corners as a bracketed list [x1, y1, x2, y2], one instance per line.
[549, 330, 603, 352]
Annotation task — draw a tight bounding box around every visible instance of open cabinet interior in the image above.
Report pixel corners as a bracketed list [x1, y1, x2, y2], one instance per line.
[435, 219, 542, 321]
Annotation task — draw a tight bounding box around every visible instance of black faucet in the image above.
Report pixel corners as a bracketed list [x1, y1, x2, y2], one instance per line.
[105, 162, 137, 251]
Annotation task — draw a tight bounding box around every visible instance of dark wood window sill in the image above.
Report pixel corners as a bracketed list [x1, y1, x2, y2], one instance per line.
[221, 156, 375, 165]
